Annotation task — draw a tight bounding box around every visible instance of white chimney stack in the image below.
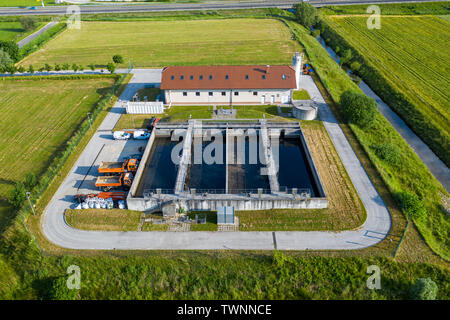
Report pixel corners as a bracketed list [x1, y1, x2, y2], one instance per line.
[292, 52, 302, 89]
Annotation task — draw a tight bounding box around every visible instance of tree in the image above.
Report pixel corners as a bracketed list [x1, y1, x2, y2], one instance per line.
[350, 61, 362, 72]
[47, 277, 78, 300]
[72, 63, 79, 72]
[88, 63, 95, 71]
[44, 63, 52, 72]
[0, 41, 20, 62]
[9, 182, 26, 209]
[28, 65, 35, 74]
[7, 65, 16, 75]
[19, 17, 36, 32]
[106, 62, 116, 74]
[0, 49, 13, 70]
[340, 90, 377, 128]
[17, 65, 25, 73]
[340, 49, 353, 66]
[62, 63, 70, 71]
[411, 278, 437, 300]
[294, 2, 318, 27]
[54, 64, 61, 71]
[112, 54, 124, 64]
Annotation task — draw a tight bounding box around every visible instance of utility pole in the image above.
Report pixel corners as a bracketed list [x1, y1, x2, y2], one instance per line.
[87, 112, 93, 132]
[26, 192, 36, 216]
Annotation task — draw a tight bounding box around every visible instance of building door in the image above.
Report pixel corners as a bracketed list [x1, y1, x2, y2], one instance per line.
[261, 95, 266, 104]
[270, 95, 275, 104]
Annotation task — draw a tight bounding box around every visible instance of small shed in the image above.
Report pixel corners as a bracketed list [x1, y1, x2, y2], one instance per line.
[217, 206, 235, 224]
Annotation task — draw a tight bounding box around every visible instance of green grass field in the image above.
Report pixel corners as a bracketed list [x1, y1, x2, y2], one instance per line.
[0, 77, 115, 206]
[19, 19, 303, 68]
[327, 15, 450, 164]
[0, 0, 55, 6]
[0, 21, 45, 42]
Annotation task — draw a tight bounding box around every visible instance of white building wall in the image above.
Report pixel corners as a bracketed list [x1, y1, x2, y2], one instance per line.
[165, 89, 292, 105]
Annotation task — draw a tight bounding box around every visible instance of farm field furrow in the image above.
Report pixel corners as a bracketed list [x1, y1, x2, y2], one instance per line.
[327, 15, 450, 151]
[0, 78, 115, 200]
[18, 19, 303, 68]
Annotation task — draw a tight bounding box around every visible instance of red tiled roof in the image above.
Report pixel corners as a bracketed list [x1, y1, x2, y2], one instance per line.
[161, 65, 296, 90]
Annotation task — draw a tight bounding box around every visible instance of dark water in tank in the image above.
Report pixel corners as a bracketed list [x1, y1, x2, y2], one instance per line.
[186, 136, 226, 191]
[137, 138, 180, 194]
[276, 138, 318, 197]
[228, 136, 269, 192]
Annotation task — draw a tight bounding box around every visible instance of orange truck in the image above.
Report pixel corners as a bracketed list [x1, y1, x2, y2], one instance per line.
[98, 158, 139, 174]
[95, 172, 133, 191]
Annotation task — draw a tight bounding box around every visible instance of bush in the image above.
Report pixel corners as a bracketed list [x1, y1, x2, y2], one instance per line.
[395, 191, 427, 221]
[44, 63, 52, 72]
[410, 278, 437, 300]
[9, 182, 26, 209]
[350, 61, 361, 72]
[47, 277, 78, 300]
[372, 143, 400, 165]
[72, 64, 79, 72]
[312, 29, 320, 37]
[112, 54, 124, 64]
[62, 63, 69, 71]
[339, 90, 377, 128]
[28, 65, 34, 74]
[88, 63, 95, 71]
[25, 173, 37, 190]
[294, 2, 318, 27]
[54, 64, 61, 71]
[19, 17, 37, 32]
[0, 41, 19, 62]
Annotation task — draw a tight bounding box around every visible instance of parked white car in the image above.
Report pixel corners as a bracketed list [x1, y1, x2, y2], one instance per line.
[113, 131, 131, 140]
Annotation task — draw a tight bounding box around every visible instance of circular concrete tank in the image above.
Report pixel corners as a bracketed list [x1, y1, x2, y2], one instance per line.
[292, 100, 318, 120]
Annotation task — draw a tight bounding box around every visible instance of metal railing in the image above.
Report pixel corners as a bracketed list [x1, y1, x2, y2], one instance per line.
[142, 187, 311, 198]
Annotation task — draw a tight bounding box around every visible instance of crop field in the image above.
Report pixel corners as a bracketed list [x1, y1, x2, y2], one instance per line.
[327, 15, 450, 161]
[19, 19, 303, 68]
[0, 77, 115, 204]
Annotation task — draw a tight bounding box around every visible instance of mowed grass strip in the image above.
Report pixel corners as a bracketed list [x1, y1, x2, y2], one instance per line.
[328, 15, 450, 148]
[238, 121, 366, 231]
[0, 77, 115, 199]
[65, 209, 141, 231]
[19, 19, 303, 67]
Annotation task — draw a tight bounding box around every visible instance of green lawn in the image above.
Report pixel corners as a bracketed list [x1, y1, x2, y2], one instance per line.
[0, 77, 115, 205]
[326, 15, 450, 165]
[292, 89, 311, 100]
[19, 19, 303, 68]
[0, 0, 55, 6]
[0, 21, 45, 42]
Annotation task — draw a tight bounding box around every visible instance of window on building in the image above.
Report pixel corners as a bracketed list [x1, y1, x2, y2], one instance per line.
[262, 75, 266, 79]
[225, 75, 229, 80]
[209, 75, 213, 80]
[221, 92, 226, 96]
[245, 75, 249, 80]
[190, 75, 194, 80]
[196, 92, 200, 96]
[209, 92, 213, 96]
[200, 75, 203, 80]
[234, 91, 239, 96]
[282, 74, 286, 79]
[183, 92, 187, 96]
[180, 75, 184, 80]
[253, 91, 258, 96]
[171, 75, 175, 80]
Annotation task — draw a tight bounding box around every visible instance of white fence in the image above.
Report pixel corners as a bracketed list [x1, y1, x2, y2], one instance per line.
[126, 102, 164, 114]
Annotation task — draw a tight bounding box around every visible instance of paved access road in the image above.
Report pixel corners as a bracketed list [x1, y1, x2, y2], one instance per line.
[0, 0, 445, 16]
[42, 71, 391, 250]
[17, 21, 58, 48]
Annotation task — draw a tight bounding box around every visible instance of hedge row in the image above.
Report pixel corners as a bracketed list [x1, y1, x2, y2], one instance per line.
[0, 74, 118, 81]
[319, 18, 449, 167]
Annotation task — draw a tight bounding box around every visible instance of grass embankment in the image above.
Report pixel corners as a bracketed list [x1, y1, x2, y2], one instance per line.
[65, 209, 142, 231]
[323, 15, 450, 167]
[321, 1, 450, 15]
[19, 18, 302, 68]
[0, 21, 46, 42]
[284, 19, 449, 260]
[238, 120, 366, 231]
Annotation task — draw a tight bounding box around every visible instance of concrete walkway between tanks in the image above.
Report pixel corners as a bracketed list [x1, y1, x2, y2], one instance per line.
[42, 71, 392, 250]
